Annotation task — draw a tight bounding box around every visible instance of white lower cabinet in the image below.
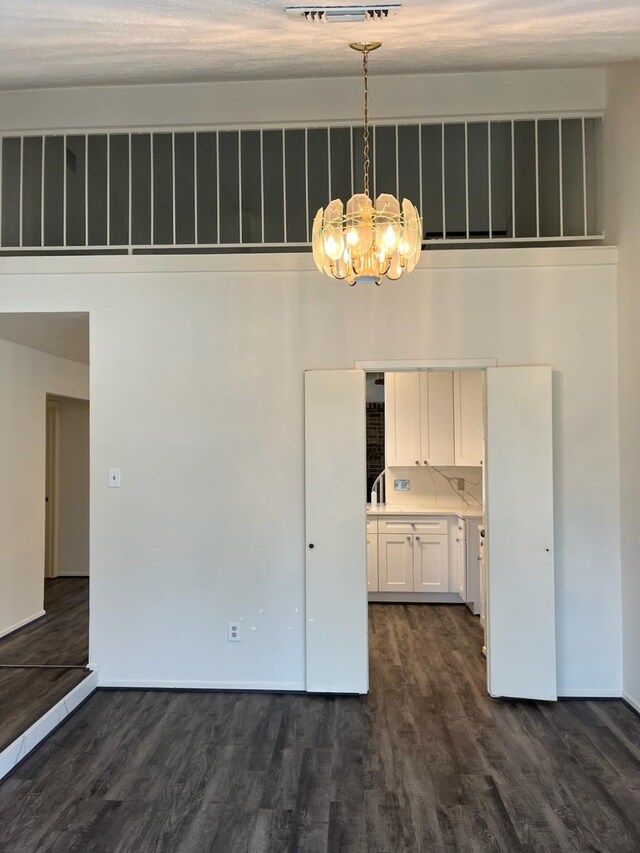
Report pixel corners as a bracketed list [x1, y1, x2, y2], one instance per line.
[369, 514, 475, 598]
[378, 534, 414, 591]
[367, 532, 379, 592]
[378, 527, 448, 593]
[413, 534, 448, 592]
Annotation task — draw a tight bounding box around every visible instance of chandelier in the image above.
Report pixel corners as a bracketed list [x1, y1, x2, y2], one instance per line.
[312, 42, 422, 286]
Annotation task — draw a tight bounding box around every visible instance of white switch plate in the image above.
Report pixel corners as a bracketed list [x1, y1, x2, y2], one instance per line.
[394, 479, 411, 491]
[228, 621, 241, 642]
[108, 468, 121, 488]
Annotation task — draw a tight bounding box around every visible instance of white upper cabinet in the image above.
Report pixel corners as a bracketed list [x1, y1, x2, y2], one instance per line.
[420, 371, 455, 466]
[386, 370, 479, 468]
[385, 372, 422, 467]
[453, 371, 484, 466]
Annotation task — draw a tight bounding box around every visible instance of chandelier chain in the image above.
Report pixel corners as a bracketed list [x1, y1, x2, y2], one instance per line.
[363, 49, 370, 197]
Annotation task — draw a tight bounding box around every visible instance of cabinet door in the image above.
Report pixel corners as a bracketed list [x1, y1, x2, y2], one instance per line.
[465, 521, 482, 615]
[420, 372, 455, 466]
[367, 533, 379, 592]
[456, 527, 467, 598]
[378, 533, 414, 591]
[385, 372, 421, 467]
[454, 371, 484, 466]
[413, 535, 448, 592]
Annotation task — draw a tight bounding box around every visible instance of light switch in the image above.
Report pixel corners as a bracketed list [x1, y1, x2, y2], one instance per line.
[108, 468, 121, 488]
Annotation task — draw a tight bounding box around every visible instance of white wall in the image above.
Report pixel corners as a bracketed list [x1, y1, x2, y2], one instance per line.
[0, 338, 89, 637]
[56, 397, 90, 577]
[604, 61, 640, 711]
[0, 67, 605, 132]
[0, 247, 621, 696]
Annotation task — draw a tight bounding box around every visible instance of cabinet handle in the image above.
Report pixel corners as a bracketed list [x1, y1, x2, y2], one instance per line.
[415, 536, 420, 541]
[423, 460, 427, 465]
[406, 536, 411, 542]
[415, 460, 419, 465]
[308, 543, 314, 549]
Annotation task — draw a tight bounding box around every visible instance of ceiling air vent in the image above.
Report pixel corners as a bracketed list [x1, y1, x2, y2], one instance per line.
[285, 5, 401, 24]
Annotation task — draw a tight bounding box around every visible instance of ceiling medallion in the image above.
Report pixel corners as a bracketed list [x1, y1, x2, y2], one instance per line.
[312, 42, 422, 286]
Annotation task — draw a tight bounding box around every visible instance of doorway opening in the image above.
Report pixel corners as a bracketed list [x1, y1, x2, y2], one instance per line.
[0, 312, 90, 757]
[304, 363, 556, 702]
[364, 367, 488, 701]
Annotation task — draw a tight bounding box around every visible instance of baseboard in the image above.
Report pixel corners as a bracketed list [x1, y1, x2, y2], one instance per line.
[557, 688, 622, 698]
[54, 573, 89, 578]
[0, 610, 46, 640]
[622, 691, 640, 715]
[0, 670, 97, 783]
[97, 677, 306, 692]
[368, 592, 465, 604]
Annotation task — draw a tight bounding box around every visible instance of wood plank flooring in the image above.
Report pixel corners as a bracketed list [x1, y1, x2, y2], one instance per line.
[0, 577, 89, 753]
[1, 604, 640, 851]
[0, 577, 89, 666]
[0, 667, 90, 753]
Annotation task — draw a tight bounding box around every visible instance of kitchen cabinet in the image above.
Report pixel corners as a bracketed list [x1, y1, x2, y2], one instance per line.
[420, 371, 455, 466]
[385, 371, 455, 467]
[384, 372, 422, 466]
[378, 518, 450, 593]
[465, 519, 482, 615]
[413, 534, 448, 592]
[367, 526, 379, 592]
[378, 533, 414, 591]
[453, 371, 484, 466]
[449, 518, 466, 599]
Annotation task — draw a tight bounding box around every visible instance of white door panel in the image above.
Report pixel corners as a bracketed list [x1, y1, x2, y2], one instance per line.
[305, 370, 367, 694]
[378, 534, 413, 590]
[422, 371, 455, 466]
[367, 534, 379, 592]
[454, 370, 484, 466]
[385, 372, 421, 466]
[413, 535, 447, 591]
[485, 366, 556, 701]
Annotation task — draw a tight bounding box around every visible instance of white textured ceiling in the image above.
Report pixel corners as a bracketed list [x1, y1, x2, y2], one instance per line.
[1, 0, 640, 90]
[0, 313, 89, 364]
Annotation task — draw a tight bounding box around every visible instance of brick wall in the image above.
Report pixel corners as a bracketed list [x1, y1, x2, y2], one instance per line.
[366, 402, 385, 496]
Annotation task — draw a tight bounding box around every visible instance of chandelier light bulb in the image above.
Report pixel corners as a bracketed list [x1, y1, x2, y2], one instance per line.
[312, 42, 423, 286]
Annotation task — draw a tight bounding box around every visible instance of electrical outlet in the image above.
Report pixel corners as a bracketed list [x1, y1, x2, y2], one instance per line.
[456, 478, 465, 491]
[394, 479, 410, 492]
[228, 621, 241, 642]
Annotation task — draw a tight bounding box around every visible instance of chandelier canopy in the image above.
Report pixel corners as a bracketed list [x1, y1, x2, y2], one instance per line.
[312, 42, 422, 286]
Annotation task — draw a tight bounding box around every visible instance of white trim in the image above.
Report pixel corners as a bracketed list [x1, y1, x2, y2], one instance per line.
[0, 245, 618, 277]
[557, 688, 622, 699]
[0, 609, 45, 639]
[355, 358, 497, 371]
[97, 678, 306, 691]
[622, 691, 640, 715]
[368, 592, 464, 604]
[0, 671, 96, 782]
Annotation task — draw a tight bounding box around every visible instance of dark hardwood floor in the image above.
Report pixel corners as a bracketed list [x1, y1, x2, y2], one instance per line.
[0, 667, 90, 753]
[0, 577, 88, 666]
[1, 604, 640, 851]
[0, 577, 90, 753]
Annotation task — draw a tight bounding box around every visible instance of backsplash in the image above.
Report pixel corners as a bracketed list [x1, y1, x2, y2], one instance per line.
[385, 465, 483, 510]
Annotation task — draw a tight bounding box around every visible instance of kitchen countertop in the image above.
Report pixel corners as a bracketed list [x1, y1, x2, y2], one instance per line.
[367, 504, 483, 519]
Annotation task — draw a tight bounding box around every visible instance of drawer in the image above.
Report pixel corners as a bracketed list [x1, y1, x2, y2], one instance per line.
[378, 516, 448, 536]
[366, 517, 378, 534]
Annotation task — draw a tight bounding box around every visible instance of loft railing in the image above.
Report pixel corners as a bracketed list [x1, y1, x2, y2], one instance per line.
[0, 115, 603, 255]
